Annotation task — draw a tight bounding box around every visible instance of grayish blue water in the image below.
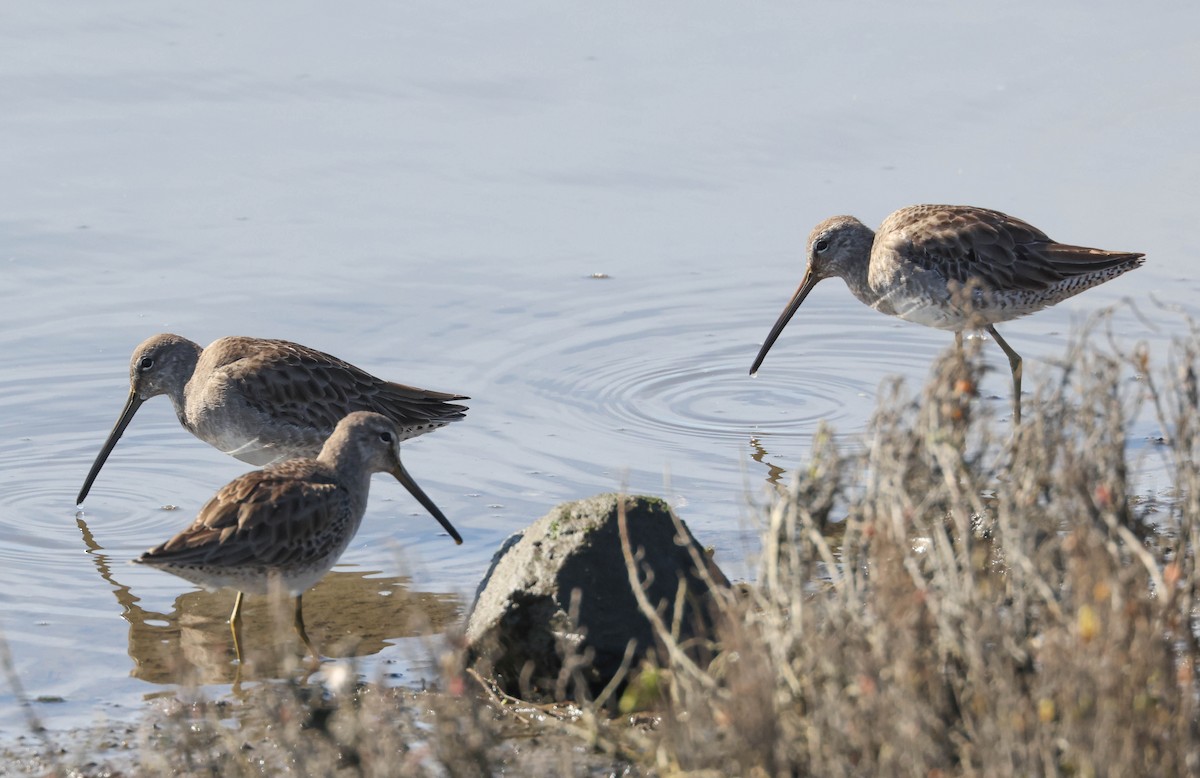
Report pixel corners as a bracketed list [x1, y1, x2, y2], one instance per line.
[1, 0, 1197, 733]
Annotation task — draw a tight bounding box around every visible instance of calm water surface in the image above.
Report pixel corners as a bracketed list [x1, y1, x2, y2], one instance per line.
[1, 1, 1198, 734]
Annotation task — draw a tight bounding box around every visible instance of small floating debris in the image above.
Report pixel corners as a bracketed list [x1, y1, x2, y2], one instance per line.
[160, 504, 179, 511]
[588, 272, 611, 280]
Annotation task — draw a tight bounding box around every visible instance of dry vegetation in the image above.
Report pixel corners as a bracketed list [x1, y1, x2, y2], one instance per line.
[11, 324, 1200, 776]
[667, 329, 1200, 777]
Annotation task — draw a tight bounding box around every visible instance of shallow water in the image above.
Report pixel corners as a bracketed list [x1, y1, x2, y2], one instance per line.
[1, 0, 1198, 735]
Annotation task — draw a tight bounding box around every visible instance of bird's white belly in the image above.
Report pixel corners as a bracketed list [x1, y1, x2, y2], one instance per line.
[872, 283, 1036, 332]
[188, 410, 288, 466]
[872, 286, 963, 331]
[170, 564, 332, 596]
[219, 436, 287, 466]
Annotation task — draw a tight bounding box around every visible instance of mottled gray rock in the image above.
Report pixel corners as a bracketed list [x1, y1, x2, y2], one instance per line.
[464, 494, 729, 701]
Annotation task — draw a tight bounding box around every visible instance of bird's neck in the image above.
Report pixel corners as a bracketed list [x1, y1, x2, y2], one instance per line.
[818, 218, 881, 310]
[172, 345, 204, 425]
[837, 254, 883, 310]
[318, 435, 376, 496]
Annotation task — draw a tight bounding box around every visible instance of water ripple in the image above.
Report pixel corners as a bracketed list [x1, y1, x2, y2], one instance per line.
[460, 273, 944, 457]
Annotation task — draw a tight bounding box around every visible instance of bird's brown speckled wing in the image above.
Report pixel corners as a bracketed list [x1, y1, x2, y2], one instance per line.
[883, 205, 1144, 293]
[137, 460, 344, 570]
[215, 337, 468, 434]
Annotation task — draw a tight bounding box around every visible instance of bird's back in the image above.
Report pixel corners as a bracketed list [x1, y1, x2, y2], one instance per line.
[185, 337, 468, 464]
[134, 459, 359, 594]
[871, 205, 1144, 327]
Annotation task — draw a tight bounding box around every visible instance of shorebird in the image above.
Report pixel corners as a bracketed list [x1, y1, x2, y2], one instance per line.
[133, 411, 463, 660]
[77, 334, 468, 504]
[749, 205, 1145, 423]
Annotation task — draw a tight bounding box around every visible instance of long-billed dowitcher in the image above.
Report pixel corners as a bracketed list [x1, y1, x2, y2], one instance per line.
[77, 334, 468, 504]
[133, 411, 463, 660]
[750, 205, 1145, 423]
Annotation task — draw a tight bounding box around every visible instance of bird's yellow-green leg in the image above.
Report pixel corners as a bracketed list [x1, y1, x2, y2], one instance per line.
[988, 325, 1023, 425]
[229, 591, 246, 664]
[294, 595, 319, 665]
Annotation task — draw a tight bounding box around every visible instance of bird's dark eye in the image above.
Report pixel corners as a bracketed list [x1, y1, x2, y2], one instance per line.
[814, 238, 830, 253]
[380, 431, 394, 444]
[137, 356, 154, 371]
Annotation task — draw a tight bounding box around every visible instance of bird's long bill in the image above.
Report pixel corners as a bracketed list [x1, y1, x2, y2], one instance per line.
[76, 391, 145, 505]
[391, 461, 463, 545]
[749, 267, 819, 376]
